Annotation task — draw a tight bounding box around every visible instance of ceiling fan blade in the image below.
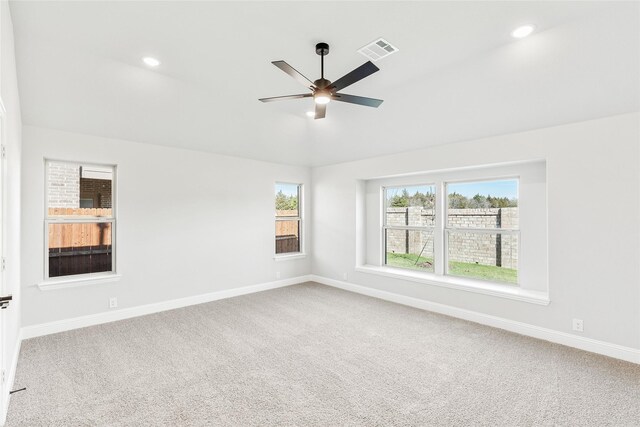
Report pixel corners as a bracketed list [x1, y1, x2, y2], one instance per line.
[259, 94, 312, 103]
[315, 103, 326, 120]
[272, 61, 316, 89]
[332, 93, 383, 108]
[329, 61, 379, 92]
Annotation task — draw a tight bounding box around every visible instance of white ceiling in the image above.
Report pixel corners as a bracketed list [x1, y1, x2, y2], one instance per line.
[9, 1, 640, 167]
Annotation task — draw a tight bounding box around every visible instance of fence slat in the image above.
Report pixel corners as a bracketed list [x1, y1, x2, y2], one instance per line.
[48, 222, 112, 249]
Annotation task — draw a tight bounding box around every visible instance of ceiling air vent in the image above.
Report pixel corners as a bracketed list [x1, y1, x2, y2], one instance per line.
[357, 38, 399, 62]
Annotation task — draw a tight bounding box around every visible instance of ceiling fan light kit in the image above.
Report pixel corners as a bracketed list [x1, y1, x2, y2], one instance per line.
[259, 42, 384, 119]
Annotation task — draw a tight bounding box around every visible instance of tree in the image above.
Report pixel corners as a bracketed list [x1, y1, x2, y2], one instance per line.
[470, 194, 490, 208]
[409, 190, 435, 208]
[275, 190, 298, 211]
[487, 195, 517, 208]
[448, 192, 468, 208]
[390, 189, 410, 207]
[389, 189, 436, 208]
[449, 192, 518, 208]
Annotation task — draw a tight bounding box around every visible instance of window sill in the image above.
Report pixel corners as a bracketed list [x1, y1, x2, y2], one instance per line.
[274, 253, 307, 262]
[354, 265, 549, 305]
[37, 273, 122, 291]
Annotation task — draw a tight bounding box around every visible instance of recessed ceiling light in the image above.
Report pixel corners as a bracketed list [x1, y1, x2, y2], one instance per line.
[306, 111, 315, 117]
[142, 57, 161, 67]
[511, 25, 535, 39]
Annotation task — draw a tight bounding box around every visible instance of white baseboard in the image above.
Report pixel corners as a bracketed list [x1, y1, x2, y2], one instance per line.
[1, 331, 22, 426]
[21, 275, 312, 340]
[310, 275, 640, 365]
[19, 273, 640, 365]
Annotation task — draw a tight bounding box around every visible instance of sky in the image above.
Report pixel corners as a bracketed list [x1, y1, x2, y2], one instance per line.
[275, 183, 299, 197]
[385, 185, 434, 200]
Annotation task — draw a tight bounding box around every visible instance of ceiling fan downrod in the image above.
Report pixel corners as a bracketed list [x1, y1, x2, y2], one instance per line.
[316, 42, 330, 87]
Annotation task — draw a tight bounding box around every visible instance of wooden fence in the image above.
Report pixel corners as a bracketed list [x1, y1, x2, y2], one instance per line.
[49, 248, 112, 278]
[276, 221, 299, 238]
[48, 207, 112, 217]
[276, 210, 299, 238]
[276, 235, 299, 254]
[47, 208, 113, 277]
[276, 210, 299, 253]
[48, 208, 113, 249]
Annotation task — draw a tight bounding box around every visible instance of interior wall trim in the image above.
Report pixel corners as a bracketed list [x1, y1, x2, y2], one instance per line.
[19, 275, 639, 366]
[310, 275, 640, 365]
[21, 275, 313, 340]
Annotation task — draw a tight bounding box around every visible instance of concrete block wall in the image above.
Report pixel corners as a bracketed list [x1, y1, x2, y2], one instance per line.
[385, 207, 518, 269]
[386, 207, 435, 259]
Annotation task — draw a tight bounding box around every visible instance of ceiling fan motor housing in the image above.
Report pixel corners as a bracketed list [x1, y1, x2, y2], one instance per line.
[313, 78, 331, 89]
[315, 42, 329, 56]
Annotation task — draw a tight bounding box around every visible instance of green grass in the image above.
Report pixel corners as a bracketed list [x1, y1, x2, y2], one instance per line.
[385, 252, 435, 272]
[386, 252, 517, 284]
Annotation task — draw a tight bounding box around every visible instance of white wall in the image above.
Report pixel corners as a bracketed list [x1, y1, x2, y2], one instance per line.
[312, 113, 640, 350]
[16, 113, 640, 358]
[0, 0, 22, 421]
[21, 126, 310, 327]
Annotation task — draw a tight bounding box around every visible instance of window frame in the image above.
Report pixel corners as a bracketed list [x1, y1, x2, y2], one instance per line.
[43, 159, 118, 282]
[379, 175, 521, 286]
[382, 184, 436, 269]
[274, 182, 304, 258]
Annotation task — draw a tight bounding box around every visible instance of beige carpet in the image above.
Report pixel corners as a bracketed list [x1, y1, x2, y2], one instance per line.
[6, 282, 640, 426]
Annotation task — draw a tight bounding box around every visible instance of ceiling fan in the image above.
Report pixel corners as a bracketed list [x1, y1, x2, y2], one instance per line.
[259, 42, 383, 119]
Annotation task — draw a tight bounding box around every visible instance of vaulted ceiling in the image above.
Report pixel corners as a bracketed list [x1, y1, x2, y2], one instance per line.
[10, 1, 640, 166]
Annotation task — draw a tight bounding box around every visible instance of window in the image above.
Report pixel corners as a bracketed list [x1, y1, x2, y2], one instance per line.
[445, 179, 519, 284]
[383, 185, 436, 272]
[275, 183, 302, 255]
[380, 178, 520, 285]
[45, 161, 116, 279]
[361, 161, 546, 301]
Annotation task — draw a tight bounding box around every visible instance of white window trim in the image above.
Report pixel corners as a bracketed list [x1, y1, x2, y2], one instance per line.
[274, 182, 304, 258]
[37, 272, 122, 291]
[354, 264, 549, 305]
[43, 160, 118, 286]
[273, 253, 307, 261]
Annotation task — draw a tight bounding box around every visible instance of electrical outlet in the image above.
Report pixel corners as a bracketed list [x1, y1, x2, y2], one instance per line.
[342, 272, 348, 281]
[276, 271, 281, 280]
[572, 318, 584, 332]
[109, 297, 118, 309]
